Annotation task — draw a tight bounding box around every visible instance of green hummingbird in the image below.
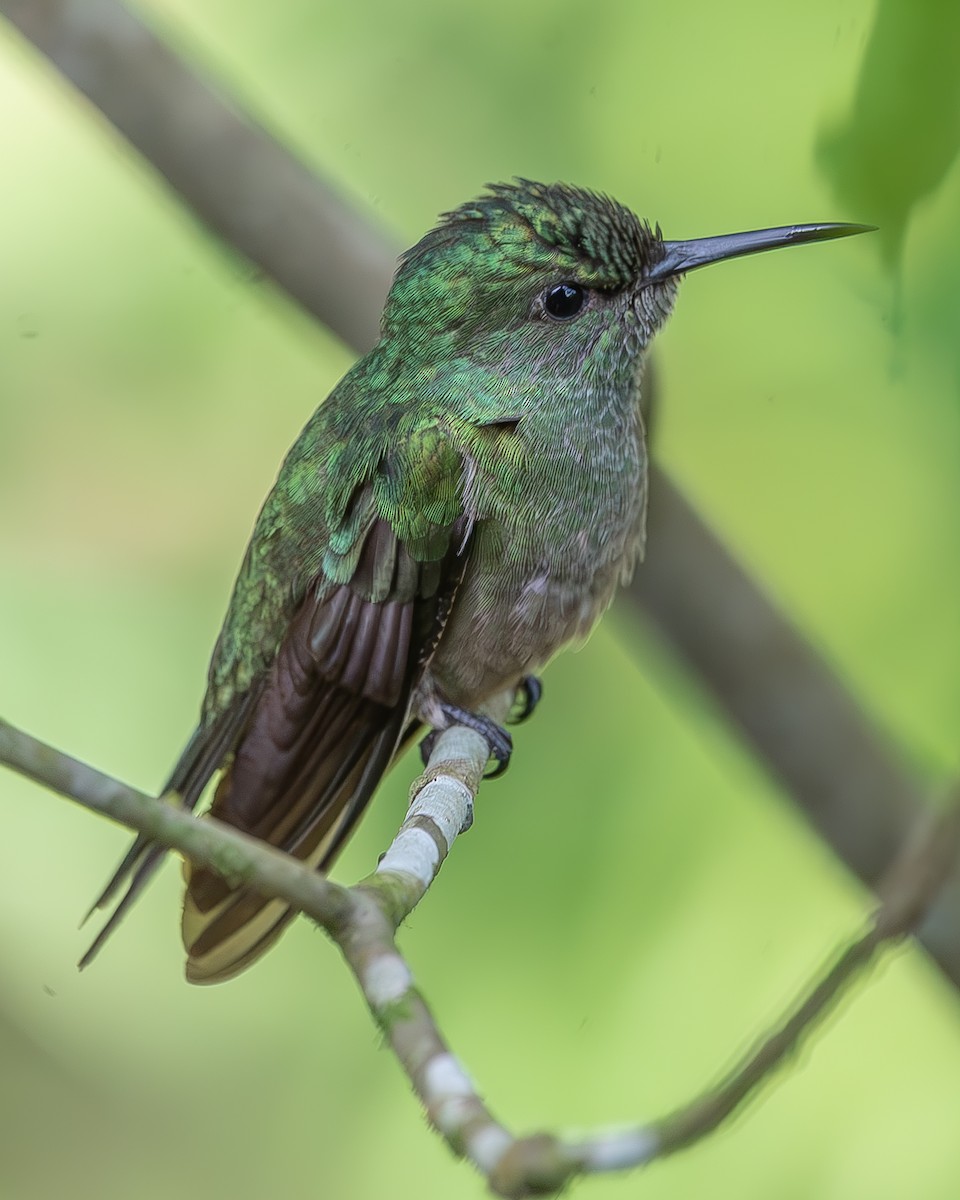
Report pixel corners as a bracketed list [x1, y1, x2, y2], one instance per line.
[82, 181, 872, 983]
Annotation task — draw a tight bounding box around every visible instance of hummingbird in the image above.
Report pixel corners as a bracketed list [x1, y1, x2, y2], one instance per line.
[81, 181, 872, 983]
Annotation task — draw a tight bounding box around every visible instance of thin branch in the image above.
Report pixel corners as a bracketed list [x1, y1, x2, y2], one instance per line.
[3, 716, 957, 1197]
[0, 715, 356, 928]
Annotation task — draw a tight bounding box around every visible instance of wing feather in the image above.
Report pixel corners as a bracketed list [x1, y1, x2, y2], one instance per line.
[82, 407, 472, 983]
[180, 514, 469, 983]
[78, 694, 258, 970]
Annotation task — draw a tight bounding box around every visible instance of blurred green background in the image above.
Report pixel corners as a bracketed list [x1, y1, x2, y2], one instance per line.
[1, 1, 958, 1197]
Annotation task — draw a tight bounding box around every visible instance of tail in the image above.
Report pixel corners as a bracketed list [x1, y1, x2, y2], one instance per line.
[181, 699, 412, 984]
[81, 695, 416, 983]
[81, 508, 463, 982]
[79, 701, 256, 971]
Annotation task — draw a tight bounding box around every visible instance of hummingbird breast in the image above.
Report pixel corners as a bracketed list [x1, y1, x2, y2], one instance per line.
[418, 382, 648, 719]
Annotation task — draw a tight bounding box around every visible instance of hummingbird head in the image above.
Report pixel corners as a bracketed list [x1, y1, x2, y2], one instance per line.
[384, 181, 675, 364]
[382, 180, 873, 382]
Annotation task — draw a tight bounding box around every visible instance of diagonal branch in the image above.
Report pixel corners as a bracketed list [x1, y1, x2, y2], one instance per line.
[3, 716, 957, 1197]
[1, 0, 395, 352]
[628, 467, 960, 986]
[634, 465, 920, 881]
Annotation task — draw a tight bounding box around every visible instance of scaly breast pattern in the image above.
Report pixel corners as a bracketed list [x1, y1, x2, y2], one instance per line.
[421, 392, 647, 713]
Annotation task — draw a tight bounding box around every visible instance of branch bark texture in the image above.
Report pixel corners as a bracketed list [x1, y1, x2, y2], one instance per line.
[3, 717, 958, 1196]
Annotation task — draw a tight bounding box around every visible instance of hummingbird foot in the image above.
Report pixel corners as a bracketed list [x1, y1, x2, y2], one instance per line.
[509, 675, 542, 724]
[419, 704, 513, 777]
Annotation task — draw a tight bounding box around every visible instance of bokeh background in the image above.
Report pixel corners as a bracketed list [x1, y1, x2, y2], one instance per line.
[2, 1, 958, 1198]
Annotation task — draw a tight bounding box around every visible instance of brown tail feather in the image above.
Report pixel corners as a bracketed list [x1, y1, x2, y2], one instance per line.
[181, 703, 407, 984]
[78, 696, 257, 970]
[80, 505, 462, 980]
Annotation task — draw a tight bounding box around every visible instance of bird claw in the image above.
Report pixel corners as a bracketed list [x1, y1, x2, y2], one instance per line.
[509, 675, 542, 724]
[419, 704, 514, 777]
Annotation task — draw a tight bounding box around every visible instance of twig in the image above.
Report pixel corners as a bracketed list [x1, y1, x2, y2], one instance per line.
[0, 715, 356, 928]
[652, 790, 960, 1159]
[2, 715, 957, 1197]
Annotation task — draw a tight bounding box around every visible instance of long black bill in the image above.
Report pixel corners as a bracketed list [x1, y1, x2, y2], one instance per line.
[646, 222, 876, 282]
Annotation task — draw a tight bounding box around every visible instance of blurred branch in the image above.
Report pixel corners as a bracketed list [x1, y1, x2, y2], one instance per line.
[633, 466, 918, 880]
[2, 0, 956, 990]
[627, 467, 960, 988]
[0, 0, 395, 351]
[651, 784, 960, 1162]
[3, 715, 958, 1196]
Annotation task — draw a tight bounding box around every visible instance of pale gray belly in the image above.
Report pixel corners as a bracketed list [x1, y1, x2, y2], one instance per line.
[416, 521, 639, 721]
[416, 404, 648, 724]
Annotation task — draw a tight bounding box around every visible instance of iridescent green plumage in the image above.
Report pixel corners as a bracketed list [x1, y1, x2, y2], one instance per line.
[82, 181, 871, 982]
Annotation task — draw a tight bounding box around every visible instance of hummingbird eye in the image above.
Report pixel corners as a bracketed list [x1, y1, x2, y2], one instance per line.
[543, 282, 588, 320]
